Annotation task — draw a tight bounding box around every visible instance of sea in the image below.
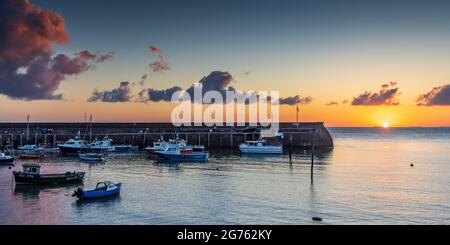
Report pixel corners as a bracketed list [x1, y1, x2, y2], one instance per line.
[1, 127, 449, 224]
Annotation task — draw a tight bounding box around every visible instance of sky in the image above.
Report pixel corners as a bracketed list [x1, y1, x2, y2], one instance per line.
[1, 0, 450, 126]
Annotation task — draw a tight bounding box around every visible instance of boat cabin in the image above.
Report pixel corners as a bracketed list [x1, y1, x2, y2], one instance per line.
[244, 140, 266, 147]
[95, 181, 114, 190]
[22, 164, 41, 175]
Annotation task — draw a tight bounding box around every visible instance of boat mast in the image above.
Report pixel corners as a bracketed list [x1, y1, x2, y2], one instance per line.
[26, 114, 30, 143]
[89, 114, 93, 143]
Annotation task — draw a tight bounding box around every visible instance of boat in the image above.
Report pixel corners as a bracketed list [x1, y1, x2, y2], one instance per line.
[192, 145, 206, 152]
[13, 164, 85, 185]
[113, 144, 134, 152]
[239, 139, 283, 154]
[72, 181, 121, 200]
[0, 152, 14, 164]
[79, 152, 105, 162]
[58, 137, 88, 154]
[90, 136, 115, 152]
[18, 144, 43, 153]
[154, 145, 208, 162]
[144, 139, 169, 154]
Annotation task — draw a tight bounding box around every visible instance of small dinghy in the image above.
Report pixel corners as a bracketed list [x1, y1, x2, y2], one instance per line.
[13, 164, 85, 185]
[0, 152, 14, 165]
[72, 181, 121, 200]
[79, 152, 105, 162]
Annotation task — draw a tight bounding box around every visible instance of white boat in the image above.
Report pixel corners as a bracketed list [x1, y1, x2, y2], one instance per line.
[79, 152, 105, 162]
[145, 138, 191, 153]
[113, 144, 134, 152]
[239, 139, 283, 154]
[18, 144, 43, 153]
[90, 136, 115, 152]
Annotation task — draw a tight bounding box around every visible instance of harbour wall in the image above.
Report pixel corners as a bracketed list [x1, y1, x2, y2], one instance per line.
[0, 122, 334, 149]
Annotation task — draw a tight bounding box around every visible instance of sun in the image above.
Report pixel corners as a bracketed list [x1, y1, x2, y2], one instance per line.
[382, 122, 390, 128]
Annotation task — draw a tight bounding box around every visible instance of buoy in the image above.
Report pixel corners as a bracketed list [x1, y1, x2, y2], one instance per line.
[216, 168, 219, 171]
[312, 217, 322, 222]
[410, 163, 414, 167]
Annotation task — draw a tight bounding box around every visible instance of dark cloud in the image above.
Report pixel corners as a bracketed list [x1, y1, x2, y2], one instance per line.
[138, 86, 183, 103]
[137, 71, 310, 105]
[0, 0, 112, 100]
[149, 45, 161, 53]
[88, 81, 132, 103]
[96, 51, 114, 63]
[277, 95, 313, 105]
[417, 84, 450, 106]
[149, 55, 170, 73]
[138, 73, 148, 86]
[351, 82, 400, 106]
[326, 101, 339, 106]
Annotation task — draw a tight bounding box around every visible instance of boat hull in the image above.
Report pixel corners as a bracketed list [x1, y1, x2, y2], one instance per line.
[155, 152, 209, 162]
[58, 145, 86, 154]
[13, 171, 85, 185]
[0, 157, 14, 164]
[75, 183, 121, 200]
[239, 145, 283, 154]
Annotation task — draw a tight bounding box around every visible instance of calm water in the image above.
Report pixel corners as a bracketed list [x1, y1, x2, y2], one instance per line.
[1, 127, 450, 225]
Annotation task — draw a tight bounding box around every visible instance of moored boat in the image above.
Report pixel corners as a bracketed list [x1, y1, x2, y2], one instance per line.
[113, 144, 133, 152]
[18, 144, 43, 153]
[0, 152, 14, 165]
[19, 153, 44, 160]
[58, 138, 89, 154]
[90, 136, 115, 152]
[154, 145, 208, 162]
[239, 139, 283, 154]
[72, 181, 121, 200]
[13, 164, 85, 185]
[79, 152, 105, 162]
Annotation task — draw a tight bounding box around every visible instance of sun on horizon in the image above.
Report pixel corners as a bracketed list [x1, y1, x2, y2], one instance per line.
[382, 122, 390, 128]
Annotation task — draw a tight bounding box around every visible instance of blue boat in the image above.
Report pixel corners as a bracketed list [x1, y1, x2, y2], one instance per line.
[154, 145, 209, 162]
[72, 181, 121, 200]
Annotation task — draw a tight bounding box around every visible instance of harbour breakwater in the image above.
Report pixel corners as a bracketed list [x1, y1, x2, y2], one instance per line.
[0, 122, 333, 150]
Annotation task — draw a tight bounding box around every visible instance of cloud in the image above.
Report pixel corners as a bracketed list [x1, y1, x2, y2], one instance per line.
[417, 84, 450, 106]
[96, 51, 114, 63]
[351, 82, 400, 106]
[277, 95, 313, 105]
[326, 101, 339, 106]
[138, 86, 182, 103]
[0, 0, 112, 100]
[149, 45, 161, 53]
[342, 99, 350, 104]
[137, 71, 311, 105]
[138, 73, 148, 86]
[149, 55, 170, 73]
[88, 81, 132, 102]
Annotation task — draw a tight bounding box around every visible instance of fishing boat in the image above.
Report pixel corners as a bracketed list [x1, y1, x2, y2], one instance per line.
[239, 139, 283, 154]
[79, 152, 105, 162]
[58, 137, 89, 154]
[13, 164, 85, 185]
[72, 181, 121, 200]
[18, 144, 43, 153]
[154, 145, 208, 162]
[144, 139, 168, 154]
[90, 136, 115, 152]
[0, 152, 14, 164]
